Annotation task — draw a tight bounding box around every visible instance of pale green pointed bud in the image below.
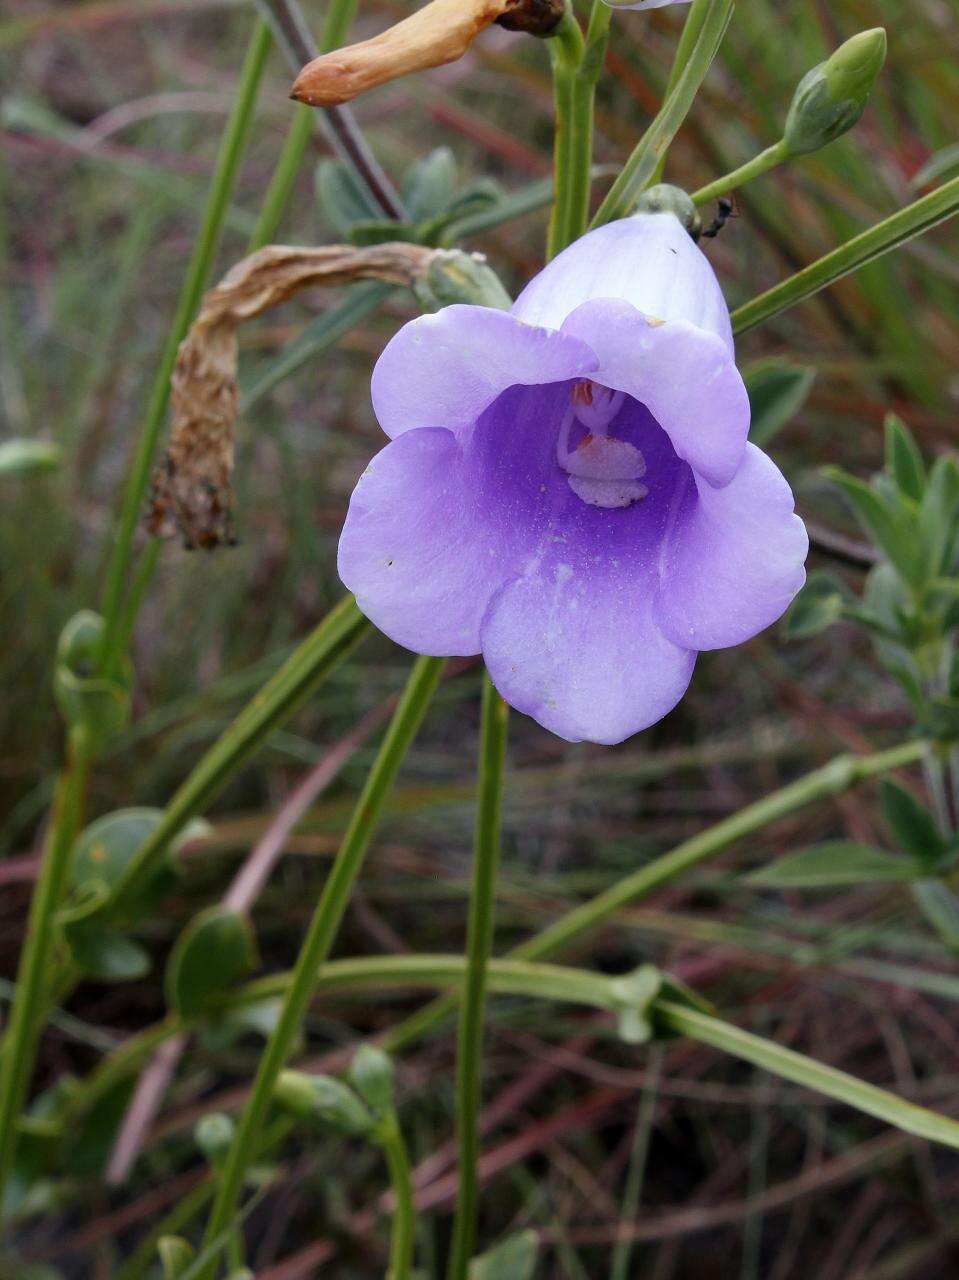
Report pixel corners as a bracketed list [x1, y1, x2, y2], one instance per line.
[783, 28, 886, 157]
[194, 1112, 235, 1165]
[348, 1045, 396, 1118]
[274, 1069, 373, 1137]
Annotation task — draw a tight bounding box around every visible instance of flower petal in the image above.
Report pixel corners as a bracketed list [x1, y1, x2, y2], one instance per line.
[479, 465, 696, 744]
[512, 212, 732, 351]
[655, 443, 809, 651]
[560, 297, 749, 487]
[370, 304, 597, 440]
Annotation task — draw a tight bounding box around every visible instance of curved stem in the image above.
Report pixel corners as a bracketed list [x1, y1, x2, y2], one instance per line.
[383, 740, 925, 1052]
[447, 677, 509, 1280]
[561, 1, 611, 249]
[380, 1115, 416, 1280]
[194, 655, 445, 1280]
[691, 139, 788, 206]
[656, 1001, 959, 1150]
[97, 18, 272, 669]
[591, 0, 733, 228]
[0, 728, 91, 1206]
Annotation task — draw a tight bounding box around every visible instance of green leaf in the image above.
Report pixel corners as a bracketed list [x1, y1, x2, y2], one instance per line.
[315, 159, 380, 235]
[782, 570, 845, 639]
[910, 142, 959, 190]
[824, 467, 925, 587]
[0, 438, 61, 476]
[745, 360, 816, 446]
[913, 880, 959, 951]
[70, 807, 207, 897]
[346, 218, 421, 246]
[67, 931, 151, 982]
[52, 611, 131, 755]
[918, 454, 959, 576]
[884, 413, 925, 502]
[880, 780, 947, 866]
[165, 907, 256, 1021]
[469, 1230, 538, 1280]
[747, 841, 922, 888]
[158, 1236, 195, 1279]
[402, 146, 457, 221]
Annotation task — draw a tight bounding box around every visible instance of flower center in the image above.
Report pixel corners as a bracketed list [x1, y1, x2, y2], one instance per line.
[555, 381, 648, 509]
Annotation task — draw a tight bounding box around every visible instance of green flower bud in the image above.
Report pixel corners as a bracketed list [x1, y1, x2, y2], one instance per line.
[194, 1112, 235, 1165]
[348, 1044, 396, 1118]
[274, 1069, 373, 1137]
[414, 249, 512, 313]
[634, 184, 702, 240]
[783, 28, 886, 157]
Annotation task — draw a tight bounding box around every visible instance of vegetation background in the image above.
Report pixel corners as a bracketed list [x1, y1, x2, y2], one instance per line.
[2, 0, 959, 1275]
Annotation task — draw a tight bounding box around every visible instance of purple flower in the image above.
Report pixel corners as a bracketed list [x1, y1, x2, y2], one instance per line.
[338, 213, 808, 744]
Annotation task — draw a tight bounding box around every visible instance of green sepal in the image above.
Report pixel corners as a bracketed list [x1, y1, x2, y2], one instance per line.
[165, 906, 257, 1021]
[52, 611, 131, 756]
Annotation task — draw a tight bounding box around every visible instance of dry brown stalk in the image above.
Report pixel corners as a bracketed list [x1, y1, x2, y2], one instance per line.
[148, 242, 436, 550]
[290, 0, 564, 108]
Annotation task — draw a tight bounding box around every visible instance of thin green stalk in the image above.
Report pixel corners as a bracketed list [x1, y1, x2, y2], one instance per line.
[384, 740, 924, 1052]
[98, 19, 273, 670]
[0, 728, 90, 1206]
[447, 677, 509, 1280]
[649, 0, 710, 186]
[103, 594, 369, 916]
[380, 1115, 416, 1280]
[731, 173, 959, 335]
[656, 1001, 959, 1150]
[691, 139, 789, 206]
[560, 1, 611, 250]
[610, 1048, 661, 1280]
[195, 655, 445, 1280]
[547, 8, 585, 260]
[591, 0, 733, 228]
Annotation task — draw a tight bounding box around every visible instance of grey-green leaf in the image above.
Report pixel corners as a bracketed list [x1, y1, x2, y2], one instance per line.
[745, 361, 816, 446]
[165, 907, 256, 1020]
[748, 841, 922, 888]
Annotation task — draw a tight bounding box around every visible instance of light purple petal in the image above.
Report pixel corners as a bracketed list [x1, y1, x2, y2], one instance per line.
[479, 396, 696, 744]
[512, 212, 733, 351]
[370, 304, 597, 440]
[560, 298, 749, 487]
[655, 443, 809, 651]
[339, 382, 579, 655]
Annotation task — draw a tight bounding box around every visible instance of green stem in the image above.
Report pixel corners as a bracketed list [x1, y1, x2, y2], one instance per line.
[194, 655, 445, 1280]
[380, 1115, 416, 1280]
[547, 8, 585, 260]
[97, 18, 272, 670]
[656, 1001, 959, 1150]
[560, 1, 611, 250]
[383, 740, 924, 1052]
[691, 139, 789, 206]
[0, 728, 90, 1207]
[731, 173, 959, 335]
[591, 0, 733, 228]
[103, 594, 369, 916]
[447, 677, 509, 1280]
[648, 0, 710, 186]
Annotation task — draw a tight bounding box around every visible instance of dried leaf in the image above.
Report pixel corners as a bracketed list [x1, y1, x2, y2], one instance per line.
[290, 0, 563, 108]
[148, 242, 437, 550]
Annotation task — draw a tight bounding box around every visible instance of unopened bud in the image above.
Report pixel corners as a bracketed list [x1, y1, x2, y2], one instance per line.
[348, 1045, 396, 1117]
[634, 184, 701, 240]
[414, 249, 512, 312]
[275, 1070, 373, 1137]
[194, 1112, 235, 1165]
[783, 28, 886, 157]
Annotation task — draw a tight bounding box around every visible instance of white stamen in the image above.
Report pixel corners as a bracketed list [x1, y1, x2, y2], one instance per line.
[556, 381, 647, 509]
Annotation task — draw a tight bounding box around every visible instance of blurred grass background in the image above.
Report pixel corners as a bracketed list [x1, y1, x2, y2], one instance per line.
[2, 0, 959, 1275]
